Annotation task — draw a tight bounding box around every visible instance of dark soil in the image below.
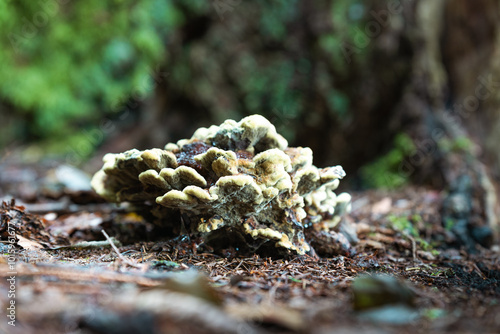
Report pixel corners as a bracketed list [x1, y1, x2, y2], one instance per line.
[0, 162, 499, 334]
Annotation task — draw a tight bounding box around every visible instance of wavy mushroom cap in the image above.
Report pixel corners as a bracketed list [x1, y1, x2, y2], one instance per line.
[91, 114, 350, 255]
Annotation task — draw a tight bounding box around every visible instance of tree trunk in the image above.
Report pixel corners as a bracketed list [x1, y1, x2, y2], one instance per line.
[396, 0, 500, 245]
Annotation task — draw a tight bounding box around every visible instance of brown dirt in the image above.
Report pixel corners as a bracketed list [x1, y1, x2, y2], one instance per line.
[0, 166, 499, 334]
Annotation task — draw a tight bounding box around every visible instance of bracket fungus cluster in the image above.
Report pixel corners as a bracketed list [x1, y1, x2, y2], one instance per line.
[91, 115, 352, 256]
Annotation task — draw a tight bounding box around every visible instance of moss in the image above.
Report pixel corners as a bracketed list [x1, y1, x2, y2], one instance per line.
[360, 133, 416, 189]
[387, 213, 439, 252]
[388, 214, 419, 238]
[438, 136, 474, 154]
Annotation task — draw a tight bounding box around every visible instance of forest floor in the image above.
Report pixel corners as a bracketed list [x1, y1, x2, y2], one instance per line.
[0, 160, 499, 334]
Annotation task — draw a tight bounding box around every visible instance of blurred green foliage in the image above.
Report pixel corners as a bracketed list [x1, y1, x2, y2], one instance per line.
[166, 0, 370, 142]
[0, 0, 373, 160]
[360, 133, 416, 189]
[387, 213, 439, 253]
[0, 0, 187, 150]
[388, 213, 419, 237]
[438, 136, 474, 154]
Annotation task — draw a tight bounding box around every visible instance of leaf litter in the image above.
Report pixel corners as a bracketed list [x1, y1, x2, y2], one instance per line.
[0, 163, 499, 334]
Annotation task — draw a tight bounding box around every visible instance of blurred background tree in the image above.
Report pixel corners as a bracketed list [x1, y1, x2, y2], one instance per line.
[1, 0, 499, 197]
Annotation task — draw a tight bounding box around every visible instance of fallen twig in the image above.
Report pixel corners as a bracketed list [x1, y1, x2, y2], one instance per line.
[0, 263, 159, 287]
[49, 237, 122, 250]
[102, 229, 142, 269]
[21, 200, 125, 214]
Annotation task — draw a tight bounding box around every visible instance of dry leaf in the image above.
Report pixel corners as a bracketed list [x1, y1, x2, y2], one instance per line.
[17, 234, 44, 250]
[371, 197, 392, 215]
